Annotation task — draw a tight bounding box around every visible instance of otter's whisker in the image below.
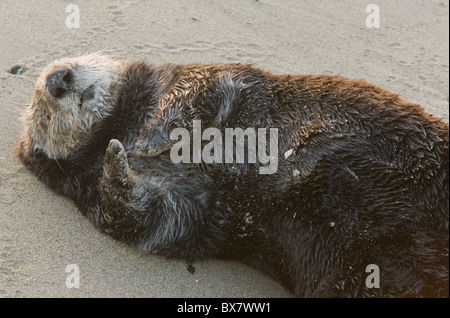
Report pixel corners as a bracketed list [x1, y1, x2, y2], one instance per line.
[54, 157, 65, 173]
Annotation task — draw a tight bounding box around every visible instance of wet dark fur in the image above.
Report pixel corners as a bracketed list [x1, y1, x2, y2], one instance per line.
[17, 61, 449, 297]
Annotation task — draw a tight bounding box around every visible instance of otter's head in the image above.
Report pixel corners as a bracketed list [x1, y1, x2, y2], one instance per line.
[22, 54, 124, 159]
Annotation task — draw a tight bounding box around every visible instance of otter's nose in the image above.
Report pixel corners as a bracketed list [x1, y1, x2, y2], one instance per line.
[47, 69, 73, 98]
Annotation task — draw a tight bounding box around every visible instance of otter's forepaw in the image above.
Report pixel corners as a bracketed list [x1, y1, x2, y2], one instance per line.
[135, 138, 153, 157]
[103, 139, 135, 187]
[135, 126, 173, 158]
[105, 139, 128, 168]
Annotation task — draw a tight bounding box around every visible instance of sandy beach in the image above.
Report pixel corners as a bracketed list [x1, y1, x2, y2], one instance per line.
[0, 0, 448, 297]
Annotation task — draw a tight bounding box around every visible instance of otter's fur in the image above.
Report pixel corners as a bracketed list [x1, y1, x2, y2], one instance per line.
[17, 54, 449, 297]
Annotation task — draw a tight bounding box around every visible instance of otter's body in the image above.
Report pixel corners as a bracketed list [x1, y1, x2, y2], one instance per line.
[17, 55, 449, 297]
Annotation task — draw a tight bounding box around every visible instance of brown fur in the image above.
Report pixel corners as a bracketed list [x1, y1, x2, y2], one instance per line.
[17, 55, 449, 297]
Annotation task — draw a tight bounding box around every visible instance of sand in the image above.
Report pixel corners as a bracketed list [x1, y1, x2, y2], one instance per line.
[0, 0, 448, 298]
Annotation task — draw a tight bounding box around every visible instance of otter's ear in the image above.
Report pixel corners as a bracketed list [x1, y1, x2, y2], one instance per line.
[135, 123, 174, 157]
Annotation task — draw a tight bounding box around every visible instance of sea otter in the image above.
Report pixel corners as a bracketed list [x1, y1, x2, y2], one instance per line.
[17, 53, 449, 297]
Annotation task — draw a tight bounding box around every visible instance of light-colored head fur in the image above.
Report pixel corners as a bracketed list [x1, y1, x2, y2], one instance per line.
[22, 53, 124, 159]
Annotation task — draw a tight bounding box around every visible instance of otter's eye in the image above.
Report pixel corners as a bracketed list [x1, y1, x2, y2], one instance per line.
[79, 95, 84, 108]
[80, 85, 95, 107]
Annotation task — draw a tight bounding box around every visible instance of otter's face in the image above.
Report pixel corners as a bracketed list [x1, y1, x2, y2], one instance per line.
[24, 54, 123, 159]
